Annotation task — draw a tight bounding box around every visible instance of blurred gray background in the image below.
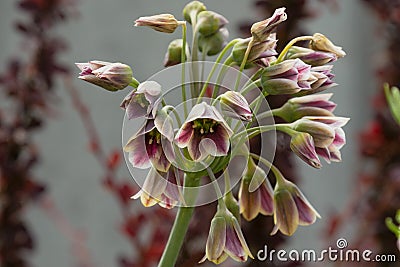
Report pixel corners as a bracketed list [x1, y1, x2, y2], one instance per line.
[0, 0, 381, 266]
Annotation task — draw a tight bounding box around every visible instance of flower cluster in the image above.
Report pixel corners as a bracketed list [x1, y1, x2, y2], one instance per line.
[76, 1, 349, 266]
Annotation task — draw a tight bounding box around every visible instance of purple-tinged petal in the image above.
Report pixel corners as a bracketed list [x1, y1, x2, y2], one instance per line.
[333, 127, 346, 149]
[126, 136, 151, 169]
[175, 122, 194, 148]
[239, 179, 261, 221]
[273, 188, 299, 236]
[316, 147, 331, 163]
[259, 180, 274, 215]
[290, 132, 322, 169]
[201, 124, 231, 156]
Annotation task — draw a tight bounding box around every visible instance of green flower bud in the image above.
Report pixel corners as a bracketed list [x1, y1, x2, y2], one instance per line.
[163, 39, 188, 67]
[309, 33, 346, 58]
[183, 1, 207, 24]
[198, 28, 229, 56]
[196, 11, 228, 37]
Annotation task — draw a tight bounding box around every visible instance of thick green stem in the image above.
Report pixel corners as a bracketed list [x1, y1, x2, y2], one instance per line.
[274, 35, 313, 64]
[181, 22, 188, 117]
[157, 174, 201, 267]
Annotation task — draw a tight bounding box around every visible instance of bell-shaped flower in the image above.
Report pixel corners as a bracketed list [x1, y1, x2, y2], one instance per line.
[239, 159, 274, 221]
[135, 14, 179, 33]
[120, 81, 161, 120]
[76, 60, 133, 91]
[199, 28, 229, 56]
[251, 7, 287, 42]
[309, 33, 346, 58]
[219, 91, 252, 122]
[272, 178, 320, 236]
[261, 59, 316, 95]
[197, 10, 228, 37]
[232, 36, 277, 68]
[200, 206, 253, 264]
[290, 132, 321, 169]
[175, 102, 233, 161]
[307, 65, 336, 94]
[292, 116, 349, 163]
[286, 46, 337, 66]
[124, 110, 174, 172]
[277, 93, 336, 122]
[132, 167, 183, 209]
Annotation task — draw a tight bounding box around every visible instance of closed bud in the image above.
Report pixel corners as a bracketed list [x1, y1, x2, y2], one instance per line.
[251, 7, 287, 42]
[286, 46, 337, 66]
[164, 39, 188, 67]
[197, 11, 228, 36]
[309, 33, 346, 58]
[292, 118, 335, 148]
[76, 61, 133, 91]
[232, 37, 277, 68]
[219, 91, 252, 122]
[199, 28, 229, 56]
[183, 1, 207, 24]
[135, 14, 179, 33]
[278, 93, 336, 122]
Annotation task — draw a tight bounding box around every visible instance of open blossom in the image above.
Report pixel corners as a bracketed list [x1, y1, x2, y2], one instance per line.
[200, 207, 253, 264]
[278, 93, 336, 122]
[292, 116, 349, 163]
[120, 81, 161, 119]
[251, 7, 287, 42]
[239, 159, 274, 221]
[261, 58, 316, 95]
[175, 102, 233, 161]
[132, 167, 183, 209]
[219, 91, 252, 121]
[307, 65, 336, 94]
[290, 132, 321, 169]
[76, 60, 132, 91]
[124, 113, 174, 172]
[272, 178, 320, 236]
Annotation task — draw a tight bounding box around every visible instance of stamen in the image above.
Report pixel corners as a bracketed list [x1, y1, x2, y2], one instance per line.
[200, 128, 204, 134]
[149, 138, 153, 144]
[210, 127, 214, 133]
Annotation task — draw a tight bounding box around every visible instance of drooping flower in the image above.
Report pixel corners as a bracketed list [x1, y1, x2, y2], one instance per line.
[175, 102, 233, 161]
[239, 159, 274, 221]
[261, 58, 316, 95]
[290, 132, 321, 169]
[277, 93, 336, 122]
[219, 91, 252, 122]
[135, 14, 179, 33]
[292, 116, 349, 163]
[285, 45, 337, 66]
[164, 39, 188, 67]
[200, 206, 253, 264]
[76, 61, 133, 91]
[272, 178, 320, 236]
[251, 7, 287, 42]
[183, 0, 207, 24]
[124, 111, 174, 172]
[120, 81, 161, 120]
[309, 33, 346, 58]
[132, 167, 183, 209]
[306, 65, 337, 94]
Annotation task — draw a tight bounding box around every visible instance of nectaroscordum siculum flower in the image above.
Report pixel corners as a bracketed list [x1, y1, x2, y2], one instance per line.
[175, 102, 233, 161]
[124, 110, 174, 172]
[200, 204, 253, 264]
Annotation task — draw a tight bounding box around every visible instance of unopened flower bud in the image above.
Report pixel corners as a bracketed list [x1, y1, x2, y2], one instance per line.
[219, 91, 252, 122]
[135, 14, 179, 33]
[286, 46, 337, 66]
[309, 33, 346, 58]
[196, 11, 228, 36]
[232, 37, 277, 68]
[277, 93, 336, 122]
[292, 118, 335, 148]
[251, 7, 287, 42]
[183, 1, 207, 24]
[199, 28, 229, 56]
[164, 39, 188, 67]
[76, 61, 133, 91]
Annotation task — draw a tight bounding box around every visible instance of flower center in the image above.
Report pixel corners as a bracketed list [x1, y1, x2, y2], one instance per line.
[192, 118, 218, 135]
[147, 129, 162, 145]
[133, 93, 150, 108]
